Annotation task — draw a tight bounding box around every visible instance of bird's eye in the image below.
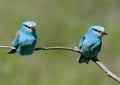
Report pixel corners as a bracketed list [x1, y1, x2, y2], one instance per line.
[93, 29, 102, 33]
[24, 25, 32, 29]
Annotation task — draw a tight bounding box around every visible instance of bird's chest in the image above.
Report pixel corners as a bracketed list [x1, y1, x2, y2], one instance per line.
[82, 38, 100, 52]
[19, 33, 36, 46]
[80, 38, 101, 58]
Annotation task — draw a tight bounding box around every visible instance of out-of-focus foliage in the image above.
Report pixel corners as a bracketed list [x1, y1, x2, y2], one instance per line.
[0, 0, 120, 85]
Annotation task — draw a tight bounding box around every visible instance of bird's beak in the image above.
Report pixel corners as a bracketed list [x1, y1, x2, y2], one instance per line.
[28, 27, 36, 32]
[102, 31, 108, 35]
[31, 27, 36, 30]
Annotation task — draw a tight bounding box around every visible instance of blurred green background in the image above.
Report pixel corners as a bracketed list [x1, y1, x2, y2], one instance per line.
[0, 0, 120, 85]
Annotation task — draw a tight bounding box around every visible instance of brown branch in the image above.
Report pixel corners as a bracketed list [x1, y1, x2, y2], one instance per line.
[35, 46, 80, 53]
[0, 46, 16, 49]
[94, 61, 120, 83]
[35, 46, 120, 83]
[0, 45, 120, 83]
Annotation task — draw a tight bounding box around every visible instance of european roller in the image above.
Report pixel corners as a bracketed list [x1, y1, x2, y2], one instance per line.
[8, 21, 37, 56]
[78, 25, 107, 64]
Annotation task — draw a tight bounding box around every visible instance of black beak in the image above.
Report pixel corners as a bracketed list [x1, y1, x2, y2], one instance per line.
[31, 27, 36, 30]
[102, 31, 108, 35]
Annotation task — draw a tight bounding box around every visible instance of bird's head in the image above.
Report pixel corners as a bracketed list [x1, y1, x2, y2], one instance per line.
[22, 21, 36, 33]
[89, 25, 107, 37]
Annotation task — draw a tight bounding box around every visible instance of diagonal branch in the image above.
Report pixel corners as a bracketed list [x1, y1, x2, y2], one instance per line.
[94, 61, 120, 83]
[0, 45, 120, 83]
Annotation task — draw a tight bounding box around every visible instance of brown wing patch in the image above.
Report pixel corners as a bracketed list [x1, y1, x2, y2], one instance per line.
[14, 30, 20, 39]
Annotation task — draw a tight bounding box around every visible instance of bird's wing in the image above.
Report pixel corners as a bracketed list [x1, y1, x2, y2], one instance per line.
[8, 30, 20, 54]
[89, 40, 102, 52]
[14, 30, 20, 39]
[79, 36, 86, 49]
[12, 30, 20, 48]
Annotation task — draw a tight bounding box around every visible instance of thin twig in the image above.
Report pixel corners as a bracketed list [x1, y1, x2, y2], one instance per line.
[94, 61, 120, 83]
[35, 46, 80, 53]
[0, 46, 15, 49]
[0, 45, 120, 83]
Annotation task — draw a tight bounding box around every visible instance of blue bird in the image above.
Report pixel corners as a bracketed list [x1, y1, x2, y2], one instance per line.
[78, 25, 107, 64]
[8, 21, 37, 56]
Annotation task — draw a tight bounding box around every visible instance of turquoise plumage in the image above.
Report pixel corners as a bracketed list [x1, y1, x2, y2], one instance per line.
[78, 25, 107, 64]
[8, 21, 37, 56]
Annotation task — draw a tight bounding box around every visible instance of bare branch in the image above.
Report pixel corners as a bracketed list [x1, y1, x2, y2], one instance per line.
[35, 46, 80, 53]
[0, 46, 15, 49]
[0, 45, 120, 83]
[35, 46, 120, 83]
[94, 60, 120, 83]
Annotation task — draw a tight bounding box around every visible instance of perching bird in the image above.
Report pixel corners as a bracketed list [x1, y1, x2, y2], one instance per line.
[78, 25, 107, 64]
[8, 21, 37, 56]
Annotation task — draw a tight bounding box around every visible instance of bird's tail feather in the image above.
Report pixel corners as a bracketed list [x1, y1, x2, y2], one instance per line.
[8, 45, 18, 54]
[8, 49, 16, 54]
[78, 55, 89, 64]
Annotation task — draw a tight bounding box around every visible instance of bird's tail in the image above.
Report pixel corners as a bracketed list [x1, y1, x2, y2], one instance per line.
[8, 49, 16, 54]
[8, 45, 18, 54]
[78, 55, 90, 64]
